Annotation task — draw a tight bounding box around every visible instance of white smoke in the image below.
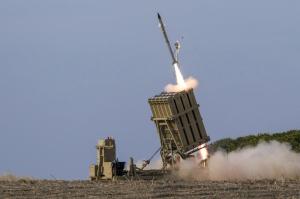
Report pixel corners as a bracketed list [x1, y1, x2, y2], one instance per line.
[176, 141, 300, 180]
[165, 76, 198, 92]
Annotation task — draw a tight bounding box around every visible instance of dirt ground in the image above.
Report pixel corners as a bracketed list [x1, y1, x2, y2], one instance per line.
[1, 178, 300, 199]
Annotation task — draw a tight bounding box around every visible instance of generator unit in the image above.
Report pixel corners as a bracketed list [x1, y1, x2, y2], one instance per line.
[89, 137, 125, 180]
[148, 89, 210, 167]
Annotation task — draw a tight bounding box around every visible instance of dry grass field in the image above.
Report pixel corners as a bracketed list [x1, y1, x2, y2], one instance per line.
[1, 177, 300, 199]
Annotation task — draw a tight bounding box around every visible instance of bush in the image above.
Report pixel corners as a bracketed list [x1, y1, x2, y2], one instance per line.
[211, 130, 300, 153]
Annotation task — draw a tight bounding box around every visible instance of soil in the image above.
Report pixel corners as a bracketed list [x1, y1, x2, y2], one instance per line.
[1, 178, 300, 198]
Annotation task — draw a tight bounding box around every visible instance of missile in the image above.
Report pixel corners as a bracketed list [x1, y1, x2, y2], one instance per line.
[157, 13, 177, 65]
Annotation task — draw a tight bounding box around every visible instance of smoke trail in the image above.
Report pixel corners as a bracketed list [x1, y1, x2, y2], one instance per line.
[165, 63, 198, 92]
[176, 141, 300, 180]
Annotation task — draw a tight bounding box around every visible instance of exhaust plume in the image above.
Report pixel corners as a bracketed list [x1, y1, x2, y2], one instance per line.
[165, 63, 198, 92]
[176, 141, 300, 180]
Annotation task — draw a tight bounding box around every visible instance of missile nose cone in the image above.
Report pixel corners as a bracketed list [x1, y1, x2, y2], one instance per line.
[157, 13, 161, 20]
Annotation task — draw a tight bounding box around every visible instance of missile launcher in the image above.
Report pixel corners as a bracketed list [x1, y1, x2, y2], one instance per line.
[148, 89, 210, 167]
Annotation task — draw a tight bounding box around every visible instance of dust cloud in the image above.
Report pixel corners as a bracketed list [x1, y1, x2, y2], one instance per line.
[0, 173, 34, 181]
[177, 141, 300, 180]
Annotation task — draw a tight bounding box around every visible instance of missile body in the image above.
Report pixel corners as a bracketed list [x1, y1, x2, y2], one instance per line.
[157, 13, 177, 65]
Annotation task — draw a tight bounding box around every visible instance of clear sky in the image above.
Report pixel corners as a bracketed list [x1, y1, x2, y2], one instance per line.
[0, 0, 299, 179]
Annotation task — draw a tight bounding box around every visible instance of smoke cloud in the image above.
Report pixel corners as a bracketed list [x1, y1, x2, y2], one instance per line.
[165, 76, 198, 92]
[176, 141, 300, 180]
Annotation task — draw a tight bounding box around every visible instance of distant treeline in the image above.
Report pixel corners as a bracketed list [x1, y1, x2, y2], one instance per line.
[211, 130, 300, 153]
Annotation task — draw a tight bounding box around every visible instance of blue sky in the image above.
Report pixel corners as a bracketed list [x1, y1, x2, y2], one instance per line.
[0, 0, 299, 179]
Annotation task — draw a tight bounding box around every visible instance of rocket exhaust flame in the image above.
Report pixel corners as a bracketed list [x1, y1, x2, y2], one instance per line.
[198, 143, 209, 161]
[173, 63, 186, 90]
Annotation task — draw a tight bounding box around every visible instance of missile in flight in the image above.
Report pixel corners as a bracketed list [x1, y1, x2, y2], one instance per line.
[157, 13, 177, 65]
